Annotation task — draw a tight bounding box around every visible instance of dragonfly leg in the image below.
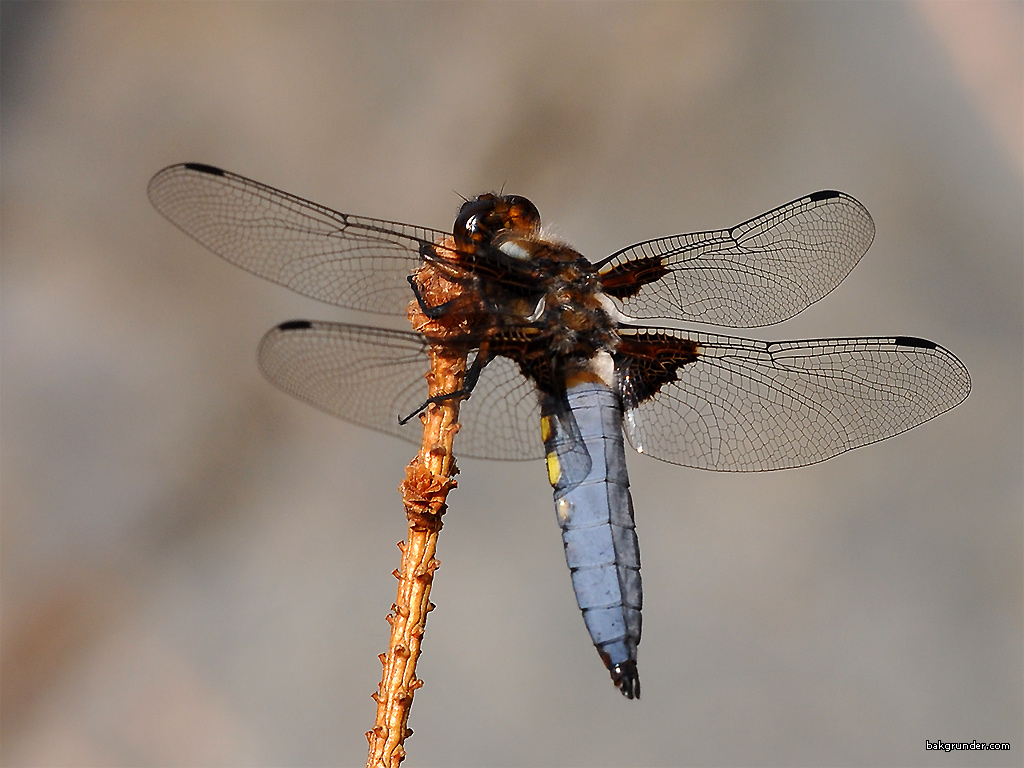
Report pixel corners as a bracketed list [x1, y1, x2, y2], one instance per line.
[397, 350, 487, 425]
[407, 274, 467, 319]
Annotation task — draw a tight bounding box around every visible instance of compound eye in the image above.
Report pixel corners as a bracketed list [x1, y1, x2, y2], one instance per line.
[502, 196, 541, 235]
[454, 196, 498, 241]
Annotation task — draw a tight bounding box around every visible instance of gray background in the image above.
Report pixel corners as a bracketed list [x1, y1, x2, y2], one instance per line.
[2, 2, 1021, 766]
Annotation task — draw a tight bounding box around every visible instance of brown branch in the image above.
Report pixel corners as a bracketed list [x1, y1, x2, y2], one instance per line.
[366, 246, 470, 767]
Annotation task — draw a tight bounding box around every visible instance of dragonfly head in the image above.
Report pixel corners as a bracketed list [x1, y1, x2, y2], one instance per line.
[454, 193, 541, 256]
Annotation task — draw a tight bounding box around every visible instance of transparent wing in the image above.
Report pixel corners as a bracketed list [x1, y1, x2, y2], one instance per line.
[257, 321, 543, 461]
[620, 329, 970, 471]
[598, 191, 875, 327]
[456, 355, 545, 461]
[148, 163, 449, 315]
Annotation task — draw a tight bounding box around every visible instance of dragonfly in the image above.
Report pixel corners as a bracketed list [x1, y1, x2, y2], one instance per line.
[148, 163, 970, 699]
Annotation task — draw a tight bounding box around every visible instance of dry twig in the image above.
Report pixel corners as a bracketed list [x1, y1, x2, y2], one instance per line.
[366, 245, 471, 767]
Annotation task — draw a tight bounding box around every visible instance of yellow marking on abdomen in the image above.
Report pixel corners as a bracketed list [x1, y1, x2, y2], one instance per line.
[546, 450, 562, 487]
[540, 414, 555, 444]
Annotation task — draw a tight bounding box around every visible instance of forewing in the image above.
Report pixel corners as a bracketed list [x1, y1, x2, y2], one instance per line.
[598, 191, 875, 327]
[257, 322, 542, 461]
[148, 163, 449, 315]
[620, 329, 970, 470]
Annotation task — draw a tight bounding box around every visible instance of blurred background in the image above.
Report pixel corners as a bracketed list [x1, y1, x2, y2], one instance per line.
[2, 2, 1020, 766]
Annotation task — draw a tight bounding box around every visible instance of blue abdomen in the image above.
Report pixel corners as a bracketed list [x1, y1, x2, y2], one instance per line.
[541, 381, 642, 698]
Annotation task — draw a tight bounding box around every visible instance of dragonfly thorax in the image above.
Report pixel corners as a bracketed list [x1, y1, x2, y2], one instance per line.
[537, 296, 618, 360]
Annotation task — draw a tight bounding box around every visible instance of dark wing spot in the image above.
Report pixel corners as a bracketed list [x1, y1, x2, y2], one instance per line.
[599, 256, 671, 299]
[895, 336, 937, 350]
[278, 320, 313, 331]
[183, 162, 226, 176]
[615, 333, 701, 406]
[808, 190, 841, 202]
